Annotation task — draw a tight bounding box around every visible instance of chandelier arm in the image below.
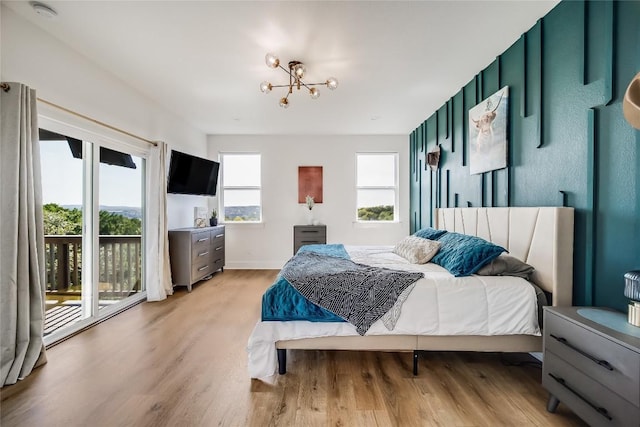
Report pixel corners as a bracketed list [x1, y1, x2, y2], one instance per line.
[270, 82, 321, 91]
[269, 82, 325, 89]
[277, 63, 291, 74]
[289, 71, 293, 94]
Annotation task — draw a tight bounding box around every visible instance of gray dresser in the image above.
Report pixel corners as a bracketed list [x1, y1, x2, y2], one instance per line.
[293, 225, 326, 254]
[168, 226, 225, 292]
[543, 306, 640, 426]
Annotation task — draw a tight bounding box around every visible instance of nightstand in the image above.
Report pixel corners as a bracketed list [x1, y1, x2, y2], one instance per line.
[293, 225, 326, 254]
[543, 306, 640, 426]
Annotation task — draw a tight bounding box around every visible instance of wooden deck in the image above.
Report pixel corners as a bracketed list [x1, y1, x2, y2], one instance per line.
[44, 300, 119, 336]
[44, 305, 83, 336]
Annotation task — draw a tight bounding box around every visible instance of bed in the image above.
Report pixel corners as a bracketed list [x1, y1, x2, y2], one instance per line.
[248, 207, 574, 379]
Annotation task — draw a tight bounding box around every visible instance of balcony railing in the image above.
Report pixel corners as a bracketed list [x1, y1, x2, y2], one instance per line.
[44, 235, 142, 336]
[44, 235, 142, 300]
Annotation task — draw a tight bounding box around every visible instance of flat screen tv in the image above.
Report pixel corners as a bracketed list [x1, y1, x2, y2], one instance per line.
[167, 150, 219, 196]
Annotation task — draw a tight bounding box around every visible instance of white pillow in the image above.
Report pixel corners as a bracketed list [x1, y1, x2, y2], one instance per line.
[393, 236, 441, 264]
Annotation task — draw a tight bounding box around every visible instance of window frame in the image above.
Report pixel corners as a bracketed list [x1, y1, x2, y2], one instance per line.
[355, 152, 399, 222]
[219, 152, 263, 223]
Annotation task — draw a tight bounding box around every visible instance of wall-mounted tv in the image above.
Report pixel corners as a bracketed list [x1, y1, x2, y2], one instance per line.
[167, 150, 219, 196]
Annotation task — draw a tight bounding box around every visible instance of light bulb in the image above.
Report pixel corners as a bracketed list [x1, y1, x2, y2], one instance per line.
[265, 53, 280, 68]
[326, 77, 338, 90]
[279, 97, 289, 108]
[293, 63, 306, 79]
[259, 81, 272, 93]
[309, 88, 320, 99]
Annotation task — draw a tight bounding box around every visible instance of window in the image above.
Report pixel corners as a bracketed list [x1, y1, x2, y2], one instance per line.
[220, 153, 262, 222]
[356, 153, 398, 221]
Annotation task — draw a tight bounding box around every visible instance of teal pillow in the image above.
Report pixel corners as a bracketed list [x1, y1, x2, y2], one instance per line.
[413, 227, 448, 240]
[431, 232, 506, 277]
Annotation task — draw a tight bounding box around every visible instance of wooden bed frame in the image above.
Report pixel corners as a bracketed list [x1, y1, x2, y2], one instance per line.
[275, 207, 574, 374]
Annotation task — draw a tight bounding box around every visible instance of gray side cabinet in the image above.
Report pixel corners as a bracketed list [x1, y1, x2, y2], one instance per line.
[543, 306, 640, 427]
[293, 225, 326, 254]
[168, 226, 225, 292]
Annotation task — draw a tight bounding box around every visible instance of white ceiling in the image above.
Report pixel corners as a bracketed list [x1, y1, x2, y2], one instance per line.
[5, 0, 559, 135]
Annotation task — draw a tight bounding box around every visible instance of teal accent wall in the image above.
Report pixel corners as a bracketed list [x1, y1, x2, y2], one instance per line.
[409, 0, 640, 310]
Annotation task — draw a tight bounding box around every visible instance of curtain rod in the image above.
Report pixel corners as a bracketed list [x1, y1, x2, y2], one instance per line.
[37, 98, 157, 147]
[1, 82, 157, 147]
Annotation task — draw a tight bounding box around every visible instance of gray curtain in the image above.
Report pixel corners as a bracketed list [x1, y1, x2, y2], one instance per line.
[0, 82, 47, 387]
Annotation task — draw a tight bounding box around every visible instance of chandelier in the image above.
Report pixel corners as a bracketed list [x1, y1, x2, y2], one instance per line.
[259, 53, 338, 108]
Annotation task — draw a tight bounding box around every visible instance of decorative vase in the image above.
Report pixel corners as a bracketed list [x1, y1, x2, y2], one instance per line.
[209, 218, 218, 226]
[306, 209, 314, 225]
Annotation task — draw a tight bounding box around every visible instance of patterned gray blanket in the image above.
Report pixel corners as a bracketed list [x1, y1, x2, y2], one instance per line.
[280, 252, 423, 335]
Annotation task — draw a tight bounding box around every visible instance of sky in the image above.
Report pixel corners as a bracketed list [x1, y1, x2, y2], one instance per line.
[40, 140, 142, 207]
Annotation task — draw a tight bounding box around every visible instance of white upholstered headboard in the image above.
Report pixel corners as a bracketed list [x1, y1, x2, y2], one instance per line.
[435, 207, 574, 306]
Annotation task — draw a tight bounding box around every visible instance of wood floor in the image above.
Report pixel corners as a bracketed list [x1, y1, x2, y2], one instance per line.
[1, 270, 586, 427]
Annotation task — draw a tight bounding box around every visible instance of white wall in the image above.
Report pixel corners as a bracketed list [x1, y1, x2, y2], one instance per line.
[208, 135, 410, 269]
[0, 6, 208, 229]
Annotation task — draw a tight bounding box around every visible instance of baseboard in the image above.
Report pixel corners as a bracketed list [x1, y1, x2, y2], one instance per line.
[224, 260, 285, 269]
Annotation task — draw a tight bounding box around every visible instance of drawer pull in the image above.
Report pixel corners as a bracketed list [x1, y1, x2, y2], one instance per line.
[301, 230, 319, 233]
[198, 251, 209, 257]
[215, 234, 224, 238]
[215, 246, 223, 251]
[197, 237, 210, 242]
[198, 265, 209, 271]
[550, 334, 614, 371]
[548, 373, 612, 421]
[301, 240, 320, 243]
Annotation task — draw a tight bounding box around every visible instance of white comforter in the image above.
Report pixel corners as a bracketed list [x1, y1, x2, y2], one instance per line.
[247, 245, 540, 379]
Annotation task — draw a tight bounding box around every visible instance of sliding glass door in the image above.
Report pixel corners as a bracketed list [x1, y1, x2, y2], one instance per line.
[39, 128, 146, 343]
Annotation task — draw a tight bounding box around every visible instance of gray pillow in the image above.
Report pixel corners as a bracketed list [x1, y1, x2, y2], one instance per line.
[475, 254, 534, 279]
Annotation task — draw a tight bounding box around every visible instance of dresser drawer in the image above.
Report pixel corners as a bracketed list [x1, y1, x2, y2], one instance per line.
[294, 236, 325, 246]
[294, 226, 326, 237]
[543, 351, 640, 427]
[545, 311, 640, 406]
[212, 257, 224, 272]
[191, 259, 213, 281]
[211, 230, 225, 246]
[212, 243, 224, 267]
[191, 230, 211, 256]
[192, 244, 211, 264]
